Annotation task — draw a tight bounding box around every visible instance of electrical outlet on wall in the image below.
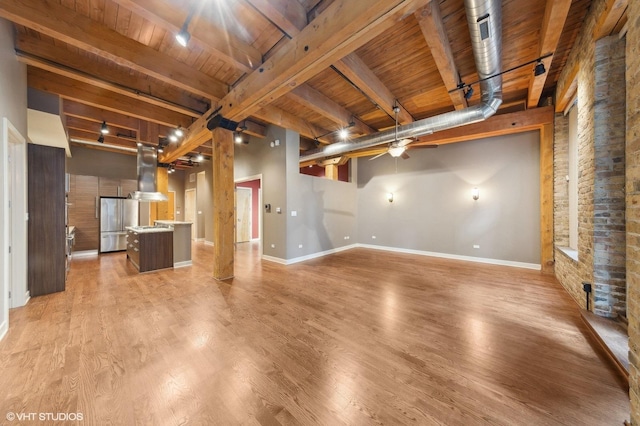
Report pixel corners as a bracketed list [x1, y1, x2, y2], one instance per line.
[298, 244, 303, 248]
[473, 244, 480, 249]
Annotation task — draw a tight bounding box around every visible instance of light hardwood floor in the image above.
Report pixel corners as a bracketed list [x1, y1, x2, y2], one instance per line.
[0, 243, 629, 425]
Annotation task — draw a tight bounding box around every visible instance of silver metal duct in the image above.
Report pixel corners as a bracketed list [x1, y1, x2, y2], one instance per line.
[300, 0, 503, 163]
[128, 145, 168, 202]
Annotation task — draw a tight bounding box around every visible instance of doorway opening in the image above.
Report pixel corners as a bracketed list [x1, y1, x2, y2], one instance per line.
[235, 175, 262, 255]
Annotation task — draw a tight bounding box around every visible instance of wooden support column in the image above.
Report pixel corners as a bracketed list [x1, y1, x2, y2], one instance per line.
[540, 123, 554, 274]
[325, 164, 339, 180]
[156, 167, 169, 220]
[212, 127, 235, 280]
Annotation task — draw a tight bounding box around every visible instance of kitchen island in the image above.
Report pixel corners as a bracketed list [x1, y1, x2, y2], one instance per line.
[126, 226, 173, 272]
[154, 220, 193, 267]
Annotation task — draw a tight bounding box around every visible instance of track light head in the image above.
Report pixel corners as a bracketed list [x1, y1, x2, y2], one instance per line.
[464, 85, 474, 100]
[176, 26, 190, 47]
[196, 154, 204, 162]
[174, 127, 184, 137]
[338, 128, 349, 140]
[534, 60, 546, 76]
[100, 121, 109, 134]
[169, 134, 178, 143]
[234, 132, 243, 143]
[97, 134, 104, 143]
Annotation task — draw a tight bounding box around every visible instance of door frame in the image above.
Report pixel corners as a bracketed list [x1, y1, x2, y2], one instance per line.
[1, 118, 28, 340]
[185, 188, 197, 240]
[234, 174, 263, 256]
[235, 186, 252, 243]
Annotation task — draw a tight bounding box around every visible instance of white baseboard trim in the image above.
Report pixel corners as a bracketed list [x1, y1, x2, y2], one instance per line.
[204, 240, 214, 247]
[262, 244, 357, 266]
[355, 244, 541, 270]
[174, 260, 192, 268]
[196, 238, 206, 242]
[0, 319, 7, 342]
[251, 238, 260, 242]
[72, 250, 98, 258]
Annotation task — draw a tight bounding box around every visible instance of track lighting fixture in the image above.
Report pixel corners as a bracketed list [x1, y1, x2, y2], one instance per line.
[100, 121, 109, 134]
[97, 134, 104, 143]
[176, 9, 196, 47]
[464, 85, 474, 100]
[174, 127, 184, 137]
[449, 52, 554, 96]
[169, 134, 178, 143]
[338, 128, 349, 139]
[234, 132, 243, 143]
[196, 154, 204, 162]
[314, 121, 356, 142]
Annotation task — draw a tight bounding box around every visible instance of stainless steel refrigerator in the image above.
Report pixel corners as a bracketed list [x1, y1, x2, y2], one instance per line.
[100, 197, 139, 253]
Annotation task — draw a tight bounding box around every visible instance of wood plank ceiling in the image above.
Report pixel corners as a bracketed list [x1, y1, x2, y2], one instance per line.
[0, 0, 607, 169]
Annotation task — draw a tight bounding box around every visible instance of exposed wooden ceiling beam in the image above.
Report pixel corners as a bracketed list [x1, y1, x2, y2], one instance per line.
[555, 63, 578, 113]
[247, 0, 409, 128]
[0, 0, 228, 101]
[161, 0, 424, 162]
[415, 2, 467, 110]
[244, 0, 308, 38]
[16, 50, 206, 119]
[29, 67, 192, 128]
[66, 116, 135, 138]
[238, 120, 267, 139]
[595, 0, 628, 39]
[16, 34, 209, 116]
[526, 0, 572, 108]
[288, 85, 375, 135]
[251, 106, 331, 143]
[412, 106, 555, 146]
[109, 0, 261, 73]
[63, 100, 140, 132]
[333, 54, 414, 125]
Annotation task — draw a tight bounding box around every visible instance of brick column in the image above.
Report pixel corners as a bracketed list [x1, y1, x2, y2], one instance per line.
[626, 0, 640, 422]
[592, 35, 627, 318]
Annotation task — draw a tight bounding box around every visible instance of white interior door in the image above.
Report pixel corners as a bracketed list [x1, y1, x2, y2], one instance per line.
[235, 187, 251, 243]
[185, 189, 196, 240]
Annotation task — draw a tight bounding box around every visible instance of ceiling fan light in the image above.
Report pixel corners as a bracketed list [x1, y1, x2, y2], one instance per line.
[388, 146, 406, 158]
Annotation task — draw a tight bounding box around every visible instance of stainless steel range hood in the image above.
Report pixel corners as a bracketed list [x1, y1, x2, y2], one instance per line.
[128, 145, 168, 202]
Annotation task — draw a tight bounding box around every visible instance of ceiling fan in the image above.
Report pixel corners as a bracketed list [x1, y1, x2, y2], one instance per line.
[369, 106, 437, 161]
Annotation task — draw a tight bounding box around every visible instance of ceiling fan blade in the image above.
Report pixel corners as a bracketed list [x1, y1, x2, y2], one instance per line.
[369, 151, 388, 161]
[401, 152, 410, 160]
[398, 138, 413, 147]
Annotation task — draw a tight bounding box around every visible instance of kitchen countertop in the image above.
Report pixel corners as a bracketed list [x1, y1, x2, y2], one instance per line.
[126, 225, 173, 233]
[154, 220, 193, 225]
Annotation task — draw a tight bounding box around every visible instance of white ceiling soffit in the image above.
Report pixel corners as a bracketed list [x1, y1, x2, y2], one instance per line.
[27, 108, 71, 157]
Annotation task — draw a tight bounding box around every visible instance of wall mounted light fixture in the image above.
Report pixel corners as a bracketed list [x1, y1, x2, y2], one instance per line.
[387, 192, 394, 203]
[472, 187, 480, 201]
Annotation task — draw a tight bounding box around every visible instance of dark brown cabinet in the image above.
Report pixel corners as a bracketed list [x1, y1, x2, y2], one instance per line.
[67, 174, 99, 251]
[28, 144, 65, 297]
[126, 229, 173, 272]
[68, 176, 138, 251]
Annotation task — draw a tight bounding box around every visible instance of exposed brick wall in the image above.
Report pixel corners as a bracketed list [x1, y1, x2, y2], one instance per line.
[593, 35, 627, 318]
[552, 0, 605, 310]
[627, 0, 640, 422]
[554, 113, 569, 247]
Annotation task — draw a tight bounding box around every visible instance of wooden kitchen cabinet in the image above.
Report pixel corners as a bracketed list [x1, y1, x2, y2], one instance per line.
[126, 229, 173, 272]
[67, 174, 99, 251]
[28, 144, 65, 296]
[99, 177, 138, 197]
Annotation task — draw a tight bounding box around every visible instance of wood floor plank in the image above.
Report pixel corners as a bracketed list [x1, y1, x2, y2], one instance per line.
[0, 242, 629, 425]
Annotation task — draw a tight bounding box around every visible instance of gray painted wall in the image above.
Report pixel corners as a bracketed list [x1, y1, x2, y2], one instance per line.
[168, 170, 185, 222]
[66, 146, 137, 179]
[0, 19, 27, 138]
[356, 131, 541, 264]
[235, 125, 288, 258]
[284, 129, 358, 259]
